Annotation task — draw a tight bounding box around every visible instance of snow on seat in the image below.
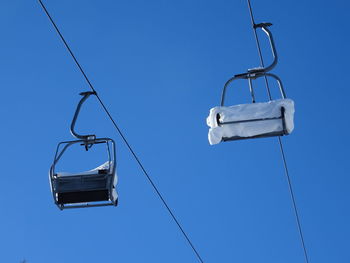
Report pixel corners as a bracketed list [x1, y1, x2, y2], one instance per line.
[57, 161, 114, 177]
[206, 99, 295, 145]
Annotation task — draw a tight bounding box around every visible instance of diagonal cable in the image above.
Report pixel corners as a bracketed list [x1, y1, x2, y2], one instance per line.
[246, 1, 310, 262]
[38, 1, 204, 262]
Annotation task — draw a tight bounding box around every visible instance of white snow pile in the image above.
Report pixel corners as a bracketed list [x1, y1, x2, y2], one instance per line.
[206, 99, 295, 145]
[57, 161, 113, 177]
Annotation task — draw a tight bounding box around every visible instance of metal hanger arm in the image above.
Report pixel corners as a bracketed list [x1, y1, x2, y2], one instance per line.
[248, 23, 278, 74]
[70, 91, 97, 141]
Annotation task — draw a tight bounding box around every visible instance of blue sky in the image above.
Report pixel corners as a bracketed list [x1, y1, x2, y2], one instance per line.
[1, 0, 349, 262]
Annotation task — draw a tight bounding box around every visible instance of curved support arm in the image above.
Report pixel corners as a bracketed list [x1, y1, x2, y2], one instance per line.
[70, 91, 96, 141]
[220, 72, 286, 106]
[248, 23, 278, 74]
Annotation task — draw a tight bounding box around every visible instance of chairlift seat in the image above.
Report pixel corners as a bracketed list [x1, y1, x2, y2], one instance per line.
[54, 164, 117, 205]
[207, 23, 295, 145]
[52, 160, 118, 207]
[49, 92, 119, 209]
[50, 138, 118, 210]
[207, 99, 294, 145]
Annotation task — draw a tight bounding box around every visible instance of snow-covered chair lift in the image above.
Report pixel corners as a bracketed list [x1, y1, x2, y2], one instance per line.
[49, 91, 118, 210]
[207, 23, 295, 145]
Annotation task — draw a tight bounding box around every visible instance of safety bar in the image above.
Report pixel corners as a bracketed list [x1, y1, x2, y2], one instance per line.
[50, 138, 116, 179]
[220, 72, 286, 106]
[248, 23, 278, 74]
[70, 91, 97, 142]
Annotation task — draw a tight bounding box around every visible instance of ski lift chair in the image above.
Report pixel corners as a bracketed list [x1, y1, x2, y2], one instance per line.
[49, 92, 118, 210]
[206, 23, 295, 145]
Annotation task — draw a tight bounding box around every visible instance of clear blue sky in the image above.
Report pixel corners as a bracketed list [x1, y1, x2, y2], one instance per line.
[1, 0, 349, 262]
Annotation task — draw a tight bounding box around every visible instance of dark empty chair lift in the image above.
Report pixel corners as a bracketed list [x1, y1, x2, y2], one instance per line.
[49, 92, 118, 209]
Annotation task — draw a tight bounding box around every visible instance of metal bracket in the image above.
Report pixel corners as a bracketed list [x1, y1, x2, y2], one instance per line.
[253, 22, 272, 29]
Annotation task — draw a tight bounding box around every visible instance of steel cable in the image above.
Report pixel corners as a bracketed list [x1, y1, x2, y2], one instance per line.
[246, 1, 310, 262]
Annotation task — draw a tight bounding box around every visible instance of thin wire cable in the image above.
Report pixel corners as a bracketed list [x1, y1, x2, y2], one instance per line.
[246, 1, 310, 263]
[246, 0, 272, 100]
[38, 1, 204, 262]
[278, 137, 310, 263]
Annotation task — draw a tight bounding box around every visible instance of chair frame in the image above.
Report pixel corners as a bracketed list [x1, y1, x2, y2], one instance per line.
[217, 23, 289, 142]
[49, 138, 117, 210]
